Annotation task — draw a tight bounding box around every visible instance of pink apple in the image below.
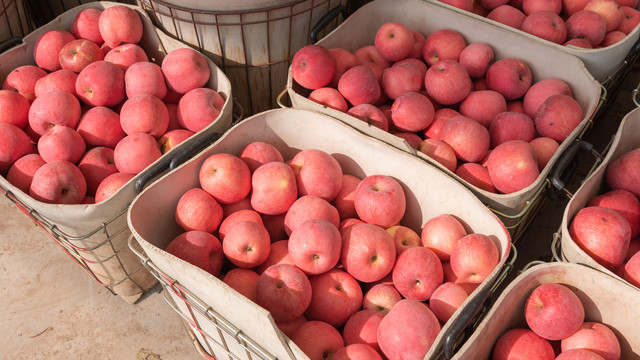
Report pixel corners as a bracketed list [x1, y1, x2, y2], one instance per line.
[222, 268, 260, 302]
[28, 90, 81, 136]
[606, 147, 640, 197]
[124, 61, 167, 99]
[521, 11, 568, 44]
[222, 220, 271, 268]
[353, 174, 406, 228]
[198, 153, 251, 205]
[556, 349, 607, 359]
[77, 146, 117, 196]
[165, 230, 224, 277]
[120, 94, 169, 138]
[459, 90, 508, 128]
[29, 160, 86, 204]
[600, 30, 627, 46]
[523, 0, 562, 14]
[487, 5, 527, 29]
[486, 58, 533, 100]
[291, 44, 336, 90]
[174, 187, 223, 234]
[424, 108, 460, 140]
[333, 343, 383, 360]
[218, 209, 263, 241]
[338, 65, 382, 106]
[421, 214, 468, 261]
[94, 171, 135, 203]
[261, 213, 287, 244]
[418, 138, 458, 172]
[562, 0, 593, 16]
[386, 225, 422, 257]
[308, 87, 349, 112]
[341, 222, 396, 283]
[103, 43, 148, 71]
[492, 328, 556, 360]
[429, 282, 469, 323]
[176, 87, 225, 133]
[251, 161, 298, 215]
[76, 106, 125, 149]
[71, 8, 103, 45]
[328, 47, 359, 88]
[255, 263, 312, 321]
[486, 140, 540, 194]
[33, 30, 76, 72]
[353, 45, 391, 82]
[113, 133, 162, 174]
[584, 0, 624, 32]
[530, 136, 560, 170]
[617, 6, 640, 34]
[305, 268, 363, 327]
[289, 148, 343, 202]
[275, 312, 306, 339]
[284, 195, 340, 235]
[439, 0, 474, 11]
[524, 283, 585, 341]
[424, 59, 472, 106]
[238, 141, 284, 173]
[622, 251, 640, 288]
[392, 131, 423, 150]
[158, 129, 194, 154]
[561, 322, 621, 360]
[534, 94, 584, 143]
[161, 47, 211, 94]
[489, 111, 536, 148]
[332, 174, 361, 221]
[390, 91, 435, 132]
[422, 29, 467, 66]
[255, 240, 294, 274]
[291, 320, 344, 360]
[458, 42, 495, 79]
[34, 69, 78, 98]
[2, 65, 47, 103]
[347, 103, 389, 131]
[377, 299, 441, 360]
[566, 10, 608, 47]
[98, 5, 143, 48]
[76, 60, 125, 107]
[374, 22, 414, 62]
[441, 115, 491, 163]
[7, 154, 45, 194]
[523, 78, 573, 118]
[59, 38, 104, 73]
[362, 283, 402, 315]
[392, 246, 443, 301]
[455, 163, 497, 193]
[0, 90, 29, 129]
[37, 126, 85, 164]
[449, 233, 500, 285]
[288, 219, 341, 275]
[381, 62, 423, 100]
[587, 189, 640, 239]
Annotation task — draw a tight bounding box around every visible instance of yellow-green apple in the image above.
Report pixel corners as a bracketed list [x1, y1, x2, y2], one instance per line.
[158, 129, 194, 154]
[562, 0, 592, 16]
[284, 195, 340, 235]
[222, 220, 271, 268]
[218, 209, 263, 241]
[113, 133, 162, 174]
[77, 146, 117, 196]
[165, 230, 224, 277]
[422, 29, 467, 66]
[2, 65, 47, 103]
[392, 246, 443, 301]
[103, 43, 148, 71]
[584, 0, 624, 32]
[59, 38, 104, 73]
[362, 283, 402, 314]
[291, 44, 336, 90]
[176, 87, 225, 133]
[98, 5, 143, 48]
[489, 111, 536, 148]
[340, 222, 396, 283]
[617, 6, 640, 34]
[560, 321, 621, 360]
[557, 349, 608, 359]
[237, 141, 284, 173]
[29, 160, 87, 204]
[523, 0, 562, 14]
[289, 148, 343, 202]
[37, 126, 85, 164]
[174, 187, 223, 234]
[338, 65, 382, 106]
[255, 263, 312, 321]
[377, 299, 441, 360]
[222, 268, 260, 302]
[275, 314, 307, 339]
[524, 283, 585, 341]
[7, 154, 45, 193]
[328, 47, 359, 88]
[333, 343, 383, 360]
[251, 161, 298, 215]
[0, 90, 29, 129]
[374, 22, 414, 62]
[71, 8, 103, 45]
[33, 30, 76, 72]
[386, 224, 421, 257]
[459, 42, 495, 79]
[347, 103, 389, 131]
[441, 115, 490, 163]
[566, 10, 608, 47]
[450, 233, 500, 284]
[600, 30, 628, 46]
[424, 60, 473, 105]
[487, 5, 527, 28]
[353, 45, 390, 82]
[76, 106, 124, 149]
[76, 60, 125, 107]
[28, 90, 81, 136]
[486, 139, 540, 193]
[390, 91, 435, 132]
[418, 138, 458, 172]
[381, 62, 423, 100]
[124, 61, 167, 99]
[569, 206, 631, 270]
[486, 58, 533, 100]
[421, 213, 468, 261]
[523, 78, 573, 118]
[353, 174, 406, 228]
[521, 11, 568, 44]
[424, 108, 460, 140]
[439, 0, 474, 12]
[309, 87, 349, 112]
[291, 320, 344, 359]
[534, 94, 584, 142]
[161, 47, 211, 94]
[254, 239, 293, 274]
[288, 219, 342, 275]
[459, 90, 507, 127]
[587, 189, 640, 238]
[94, 171, 134, 203]
[455, 163, 497, 193]
[530, 136, 560, 170]
[120, 94, 169, 138]
[622, 251, 640, 287]
[332, 174, 361, 221]
[34, 69, 78, 98]
[199, 153, 251, 205]
[305, 268, 363, 327]
[429, 282, 469, 323]
[492, 328, 556, 360]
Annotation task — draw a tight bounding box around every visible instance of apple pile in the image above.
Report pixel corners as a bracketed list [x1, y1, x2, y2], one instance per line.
[568, 146, 640, 289]
[163, 141, 503, 360]
[291, 22, 586, 195]
[0, 5, 225, 205]
[438, 0, 640, 49]
[492, 282, 621, 359]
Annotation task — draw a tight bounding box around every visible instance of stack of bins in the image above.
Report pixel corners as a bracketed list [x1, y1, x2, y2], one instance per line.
[285, 0, 602, 243]
[127, 108, 513, 359]
[0, 1, 234, 304]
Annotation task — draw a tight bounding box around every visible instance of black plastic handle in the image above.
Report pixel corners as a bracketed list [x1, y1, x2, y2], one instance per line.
[442, 288, 492, 359]
[0, 37, 23, 54]
[310, 5, 348, 43]
[169, 131, 222, 171]
[548, 140, 597, 198]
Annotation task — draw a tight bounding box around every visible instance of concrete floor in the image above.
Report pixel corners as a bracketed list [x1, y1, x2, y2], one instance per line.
[0, 59, 638, 360]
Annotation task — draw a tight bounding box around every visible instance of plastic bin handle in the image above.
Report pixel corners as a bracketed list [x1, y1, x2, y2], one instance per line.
[0, 37, 23, 53]
[548, 140, 599, 198]
[310, 5, 348, 43]
[442, 288, 491, 359]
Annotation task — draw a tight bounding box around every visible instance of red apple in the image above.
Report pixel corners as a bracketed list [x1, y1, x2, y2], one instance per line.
[534, 94, 584, 143]
[429, 282, 469, 323]
[422, 29, 467, 66]
[289, 148, 343, 202]
[37, 125, 86, 164]
[418, 138, 458, 173]
[71, 8, 103, 45]
[486, 58, 533, 101]
[459, 90, 508, 128]
[455, 162, 497, 193]
[255, 240, 294, 274]
[486, 140, 540, 194]
[288, 219, 342, 275]
[530, 136, 560, 170]
[386, 224, 422, 257]
[332, 174, 361, 221]
[309, 87, 349, 112]
[560, 321, 621, 360]
[98, 5, 143, 48]
[124, 61, 167, 99]
[161, 47, 211, 94]
[584, 0, 624, 32]
[2, 65, 47, 103]
[421, 213, 468, 261]
[489, 111, 536, 148]
[587, 189, 640, 239]
[165, 230, 223, 277]
[218, 209, 263, 241]
[76, 106, 125, 149]
[566, 10, 608, 47]
[113, 133, 162, 175]
[524, 283, 585, 341]
[33, 30, 76, 72]
[424, 59, 472, 106]
[347, 103, 389, 131]
[605, 147, 640, 198]
[59, 38, 104, 73]
[176, 87, 225, 133]
[94, 171, 135, 203]
[291, 44, 337, 90]
[341, 222, 396, 283]
[175, 187, 223, 234]
[441, 115, 491, 163]
[29, 160, 87, 204]
[362, 283, 402, 314]
[222, 268, 260, 302]
[492, 328, 556, 360]
[353, 174, 406, 228]
[374, 22, 414, 62]
[76, 60, 125, 107]
[0, 90, 29, 129]
[487, 5, 527, 29]
[251, 161, 298, 215]
[459, 42, 495, 79]
[291, 320, 344, 360]
[392, 246, 443, 301]
[222, 220, 271, 268]
[338, 65, 382, 106]
[449, 233, 500, 284]
[255, 263, 312, 322]
[28, 89, 81, 136]
[238, 141, 284, 173]
[7, 154, 46, 194]
[77, 146, 117, 196]
[390, 91, 435, 132]
[305, 268, 363, 328]
[521, 11, 568, 44]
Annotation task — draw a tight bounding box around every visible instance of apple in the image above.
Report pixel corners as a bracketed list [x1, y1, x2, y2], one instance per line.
[459, 90, 507, 128]
[569, 206, 631, 271]
[251, 161, 298, 215]
[429, 282, 469, 323]
[459, 42, 495, 79]
[222, 220, 271, 268]
[103, 43, 148, 71]
[622, 251, 640, 288]
[98, 5, 143, 48]
[338, 65, 382, 106]
[255, 263, 312, 321]
[587, 189, 640, 238]
[584, 0, 624, 32]
[37, 126, 85, 164]
[561, 321, 621, 360]
[255, 240, 294, 274]
[289, 148, 343, 202]
[77, 146, 117, 196]
[309, 87, 349, 112]
[28, 90, 82, 136]
[566, 10, 608, 47]
[521, 11, 568, 44]
[374, 22, 414, 62]
[362, 283, 402, 314]
[381, 62, 423, 100]
[418, 138, 458, 172]
[158, 129, 194, 154]
[390, 91, 435, 132]
[288, 219, 342, 275]
[328, 47, 359, 88]
[420, 214, 468, 261]
[439, 0, 474, 11]
[71, 8, 103, 45]
[124, 61, 167, 99]
[524, 283, 585, 341]
[33, 30, 76, 72]
[222, 268, 260, 302]
[489, 111, 536, 148]
[34, 69, 78, 98]
[291, 44, 336, 90]
[176, 87, 225, 133]
[165, 230, 224, 277]
[563, 0, 593, 16]
[600, 31, 627, 46]
[523, 0, 562, 14]
[76, 106, 125, 149]
[341, 222, 396, 283]
[238, 141, 284, 173]
[353, 174, 406, 228]
[76, 60, 125, 107]
[377, 299, 441, 360]
[291, 320, 344, 360]
[347, 103, 389, 131]
[424, 59, 473, 106]
[605, 147, 640, 197]
[530, 136, 560, 170]
[523, 78, 573, 118]
[161, 47, 211, 94]
[486, 58, 533, 101]
[492, 328, 556, 360]
[534, 94, 584, 143]
[284, 195, 340, 235]
[29, 160, 87, 204]
[2, 65, 47, 103]
[59, 38, 104, 73]
[94, 171, 135, 203]
[556, 349, 607, 359]
[455, 162, 497, 193]
[333, 343, 383, 360]
[174, 187, 223, 234]
[218, 209, 263, 241]
[353, 45, 391, 82]
[199, 153, 251, 205]
[449, 233, 500, 284]
[486, 140, 540, 194]
[0, 90, 29, 129]
[7, 154, 46, 194]
[113, 133, 162, 174]
[305, 268, 363, 327]
[487, 5, 527, 29]
[392, 246, 443, 301]
[424, 108, 460, 140]
[408, 31, 426, 59]
[332, 174, 361, 221]
[422, 29, 467, 66]
[617, 6, 640, 34]
[441, 115, 491, 163]
[262, 213, 287, 241]
[625, 237, 640, 262]
[386, 225, 421, 257]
